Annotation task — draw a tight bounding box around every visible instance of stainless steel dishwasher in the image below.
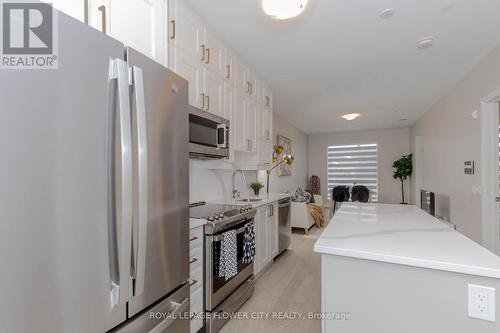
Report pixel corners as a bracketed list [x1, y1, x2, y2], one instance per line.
[278, 198, 291, 255]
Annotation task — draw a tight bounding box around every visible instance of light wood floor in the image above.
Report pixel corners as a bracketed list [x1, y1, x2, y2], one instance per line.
[219, 225, 324, 333]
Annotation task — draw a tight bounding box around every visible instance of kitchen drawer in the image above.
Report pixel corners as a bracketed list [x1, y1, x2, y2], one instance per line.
[189, 245, 203, 271]
[189, 226, 203, 251]
[190, 286, 203, 333]
[189, 264, 203, 293]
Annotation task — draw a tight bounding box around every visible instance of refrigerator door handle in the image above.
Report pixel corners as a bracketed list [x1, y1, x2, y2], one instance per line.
[148, 298, 189, 333]
[129, 66, 148, 298]
[109, 58, 133, 309]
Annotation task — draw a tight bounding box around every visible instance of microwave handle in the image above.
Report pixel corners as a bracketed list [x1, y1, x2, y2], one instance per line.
[217, 124, 228, 149]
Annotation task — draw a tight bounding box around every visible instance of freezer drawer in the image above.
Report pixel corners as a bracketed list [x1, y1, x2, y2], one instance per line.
[113, 284, 190, 333]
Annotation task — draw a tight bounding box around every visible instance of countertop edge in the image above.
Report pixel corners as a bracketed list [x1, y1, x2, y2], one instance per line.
[314, 244, 500, 279]
[189, 218, 206, 230]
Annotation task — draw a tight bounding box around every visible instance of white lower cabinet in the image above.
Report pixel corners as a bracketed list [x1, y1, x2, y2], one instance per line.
[254, 206, 269, 276]
[189, 225, 204, 333]
[254, 202, 279, 276]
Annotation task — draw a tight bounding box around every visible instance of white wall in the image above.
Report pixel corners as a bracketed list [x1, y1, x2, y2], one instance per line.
[410, 43, 500, 244]
[308, 128, 411, 204]
[266, 114, 309, 193]
[189, 160, 257, 204]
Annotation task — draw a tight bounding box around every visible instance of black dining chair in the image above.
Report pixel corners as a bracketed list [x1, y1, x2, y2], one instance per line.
[331, 186, 350, 215]
[351, 185, 370, 203]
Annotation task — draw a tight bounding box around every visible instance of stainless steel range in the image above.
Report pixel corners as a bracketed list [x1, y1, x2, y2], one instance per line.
[190, 202, 256, 333]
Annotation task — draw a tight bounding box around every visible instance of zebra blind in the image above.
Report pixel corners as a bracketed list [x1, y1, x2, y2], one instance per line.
[327, 143, 379, 202]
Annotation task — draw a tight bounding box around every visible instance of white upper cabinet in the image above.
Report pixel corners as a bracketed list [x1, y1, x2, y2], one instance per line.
[246, 99, 258, 153]
[170, 1, 203, 61]
[224, 48, 235, 85]
[225, 84, 236, 162]
[247, 70, 259, 101]
[234, 91, 248, 152]
[203, 31, 225, 78]
[171, 47, 204, 108]
[167, 1, 274, 162]
[234, 58, 250, 95]
[42, 0, 86, 22]
[202, 69, 226, 118]
[88, 0, 167, 65]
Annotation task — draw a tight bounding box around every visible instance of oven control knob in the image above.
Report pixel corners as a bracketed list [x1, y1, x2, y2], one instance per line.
[213, 214, 220, 221]
[208, 216, 215, 222]
[219, 213, 224, 218]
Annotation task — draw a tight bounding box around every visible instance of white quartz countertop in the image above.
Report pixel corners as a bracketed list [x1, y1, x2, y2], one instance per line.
[209, 193, 291, 208]
[314, 202, 500, 279]
[189, 217, 206, 229]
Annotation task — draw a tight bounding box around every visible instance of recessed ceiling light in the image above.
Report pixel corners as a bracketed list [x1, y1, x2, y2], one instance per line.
[441, 4, 455, 12]
[341, 113, 361, 121]
[262, 0, 308, 20]
[398, 118, 408, 122]
[379, 8, 395, 19]
[417, 37, 434, 49]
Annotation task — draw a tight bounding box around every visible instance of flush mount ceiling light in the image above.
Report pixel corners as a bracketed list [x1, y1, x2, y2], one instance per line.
[262, 0, 308, 20]
[417, 37, 435, 49]
[379, 8, 395, 19]
[340, 113, 361, 121]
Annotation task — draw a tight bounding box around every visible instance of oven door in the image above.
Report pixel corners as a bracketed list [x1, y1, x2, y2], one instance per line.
[205, 219, 254, 311]
[189, 107, 229, 158]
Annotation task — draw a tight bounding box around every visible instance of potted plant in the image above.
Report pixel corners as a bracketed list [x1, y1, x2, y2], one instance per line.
[392, 154, 413, 204]
[249, 181, 264, 196]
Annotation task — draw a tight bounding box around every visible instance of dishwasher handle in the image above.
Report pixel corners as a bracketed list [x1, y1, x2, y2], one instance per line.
[278, 198, 291, 207]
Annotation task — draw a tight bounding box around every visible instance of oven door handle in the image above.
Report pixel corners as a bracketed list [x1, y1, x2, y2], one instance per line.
[216, 123, 228, 149]
[209, 223, 252, 242]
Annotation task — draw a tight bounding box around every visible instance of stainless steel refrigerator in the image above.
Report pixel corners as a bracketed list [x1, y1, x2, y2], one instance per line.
[0, 6, 190, 333]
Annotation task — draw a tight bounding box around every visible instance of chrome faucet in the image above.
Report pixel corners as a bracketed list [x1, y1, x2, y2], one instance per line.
[232, 169, 247, 199]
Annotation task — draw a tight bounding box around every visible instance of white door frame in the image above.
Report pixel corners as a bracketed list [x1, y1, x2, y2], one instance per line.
[413, 135, 424, 208]
[481, 88, 500, 255]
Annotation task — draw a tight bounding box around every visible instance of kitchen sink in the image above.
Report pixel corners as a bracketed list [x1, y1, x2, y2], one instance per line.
[238, 198, 263, 202]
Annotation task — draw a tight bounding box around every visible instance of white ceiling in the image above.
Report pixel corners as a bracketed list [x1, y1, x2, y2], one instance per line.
[184, 0, 500, 134]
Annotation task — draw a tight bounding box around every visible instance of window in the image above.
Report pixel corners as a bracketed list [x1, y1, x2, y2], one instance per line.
[327, 143, 379, 202]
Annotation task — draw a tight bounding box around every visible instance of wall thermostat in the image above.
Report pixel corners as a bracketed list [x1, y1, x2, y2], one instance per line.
[464, 161, 475, 175]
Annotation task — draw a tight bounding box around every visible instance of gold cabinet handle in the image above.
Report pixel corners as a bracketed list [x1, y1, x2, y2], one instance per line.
[246, 81, 250, 94]
[189, 257, 198, 264]
[206, 95, 210, 111]
[170, 19, 176, 39]
[205, 48, 210, 64]
[226, 64, 231, 79]
[189, 235, 198, 242]
[189, 278, 198, 287]
[201, 93, 205, 109]
[84, 0, 89, 24]
[201, 45, 206, 62]
[98, 5, 106, 33]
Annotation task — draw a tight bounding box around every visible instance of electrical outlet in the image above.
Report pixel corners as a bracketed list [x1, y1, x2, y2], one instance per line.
[468, 284, 496, 322]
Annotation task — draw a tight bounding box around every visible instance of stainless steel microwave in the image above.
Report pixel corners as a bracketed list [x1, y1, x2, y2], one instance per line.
[189, 106, 230, 159]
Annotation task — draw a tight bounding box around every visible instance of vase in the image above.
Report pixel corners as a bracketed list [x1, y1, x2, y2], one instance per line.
[254, 189, 260, 196]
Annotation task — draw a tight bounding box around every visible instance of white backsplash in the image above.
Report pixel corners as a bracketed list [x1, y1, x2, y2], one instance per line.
[189, 160, 257, 204]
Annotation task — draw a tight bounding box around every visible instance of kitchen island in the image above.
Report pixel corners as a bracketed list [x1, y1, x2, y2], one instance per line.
[315, 202, 500, 333]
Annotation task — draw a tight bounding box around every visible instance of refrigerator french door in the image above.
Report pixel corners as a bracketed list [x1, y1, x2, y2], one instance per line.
[0, 5, 189, 333]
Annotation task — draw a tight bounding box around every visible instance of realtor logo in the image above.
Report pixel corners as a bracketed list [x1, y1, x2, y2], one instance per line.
[1, 1, 58, 69]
